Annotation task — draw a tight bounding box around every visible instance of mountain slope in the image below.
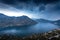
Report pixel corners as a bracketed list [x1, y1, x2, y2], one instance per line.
[36, 19, 60, 26]
[0, 13, 37, 27]
[36, 19, 52, 23]
[52, 20, 60, 26]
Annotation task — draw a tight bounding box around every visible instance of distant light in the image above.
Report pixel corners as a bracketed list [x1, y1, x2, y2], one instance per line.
[0, 10, 34, 18]
[3, 29, 18, 34]
[9, 29, 17, 33]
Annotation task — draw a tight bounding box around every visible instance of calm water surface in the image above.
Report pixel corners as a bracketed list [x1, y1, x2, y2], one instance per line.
[0, 22, 59, 37]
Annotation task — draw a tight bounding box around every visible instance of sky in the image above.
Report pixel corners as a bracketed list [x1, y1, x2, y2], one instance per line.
[0, 0, 60, 20]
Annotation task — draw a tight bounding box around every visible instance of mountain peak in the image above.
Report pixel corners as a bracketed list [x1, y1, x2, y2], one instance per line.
[0, 13, 29, 18]
[20, 15, 28, 18]
[0, 13, 8, 18]
[0, 13, 5, 16]
[0, 13, 37, 27]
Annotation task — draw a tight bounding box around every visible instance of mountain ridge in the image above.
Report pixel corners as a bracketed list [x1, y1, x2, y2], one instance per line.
[36, 19, 60, 26]
[0, 13, 37, 27]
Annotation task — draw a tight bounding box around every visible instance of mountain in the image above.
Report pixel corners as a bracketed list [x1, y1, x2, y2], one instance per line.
[0, 13, 37, 27]
[36, 19, 60, 26]
[36, 19, 52, 23]
[52, 20, 60, 26]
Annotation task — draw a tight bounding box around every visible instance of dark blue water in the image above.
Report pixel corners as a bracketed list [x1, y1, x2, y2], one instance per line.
[0, 22, 59, 37]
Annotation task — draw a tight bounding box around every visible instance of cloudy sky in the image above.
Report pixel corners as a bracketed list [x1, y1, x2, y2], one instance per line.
[0, 0, 60, 20]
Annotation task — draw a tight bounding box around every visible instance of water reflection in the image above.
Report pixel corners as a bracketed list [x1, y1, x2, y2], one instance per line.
[0, 22, 59, 37]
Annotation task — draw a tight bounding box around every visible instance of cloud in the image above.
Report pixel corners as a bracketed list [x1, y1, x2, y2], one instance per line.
[0, 0, 60, 20]
[0, 0, 59, 10]
[0, 0, 59, 5]
[0, 0, 16, 5]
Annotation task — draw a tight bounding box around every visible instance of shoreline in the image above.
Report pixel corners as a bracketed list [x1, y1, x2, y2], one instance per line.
[0, 28, 60, 40]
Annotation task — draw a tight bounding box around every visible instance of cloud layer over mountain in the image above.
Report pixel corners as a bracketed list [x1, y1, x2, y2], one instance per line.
[0, 0, 60, 20]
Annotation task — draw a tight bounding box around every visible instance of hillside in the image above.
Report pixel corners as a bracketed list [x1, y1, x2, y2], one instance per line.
[0, 13, 37, 27]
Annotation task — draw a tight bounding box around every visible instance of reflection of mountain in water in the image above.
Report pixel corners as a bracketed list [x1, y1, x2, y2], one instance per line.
[0, 13, 37, 27]
[52, 20, 60, 26]
[0, 22, 59, 37]
[0, 13, 60, 37]
[36, 19, 60, 26]
[36, 19, 52, 23]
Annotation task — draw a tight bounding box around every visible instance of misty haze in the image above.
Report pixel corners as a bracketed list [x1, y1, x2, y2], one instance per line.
[0, 0, 60, 40]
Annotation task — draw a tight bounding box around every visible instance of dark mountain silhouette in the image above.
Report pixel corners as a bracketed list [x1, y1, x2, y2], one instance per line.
[52, 20, 60, 26]
[0, 13, 37, 27]
[36, 19, 52, 23]
[36, 19, 60, 26]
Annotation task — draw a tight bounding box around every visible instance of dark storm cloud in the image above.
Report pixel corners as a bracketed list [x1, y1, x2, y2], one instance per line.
[0, 0, 59, 5]
[33, 0, 60, 5]
[0, 0, 60, 11]
[0, 0, 15, 5]
[0, 0, 60, 20]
